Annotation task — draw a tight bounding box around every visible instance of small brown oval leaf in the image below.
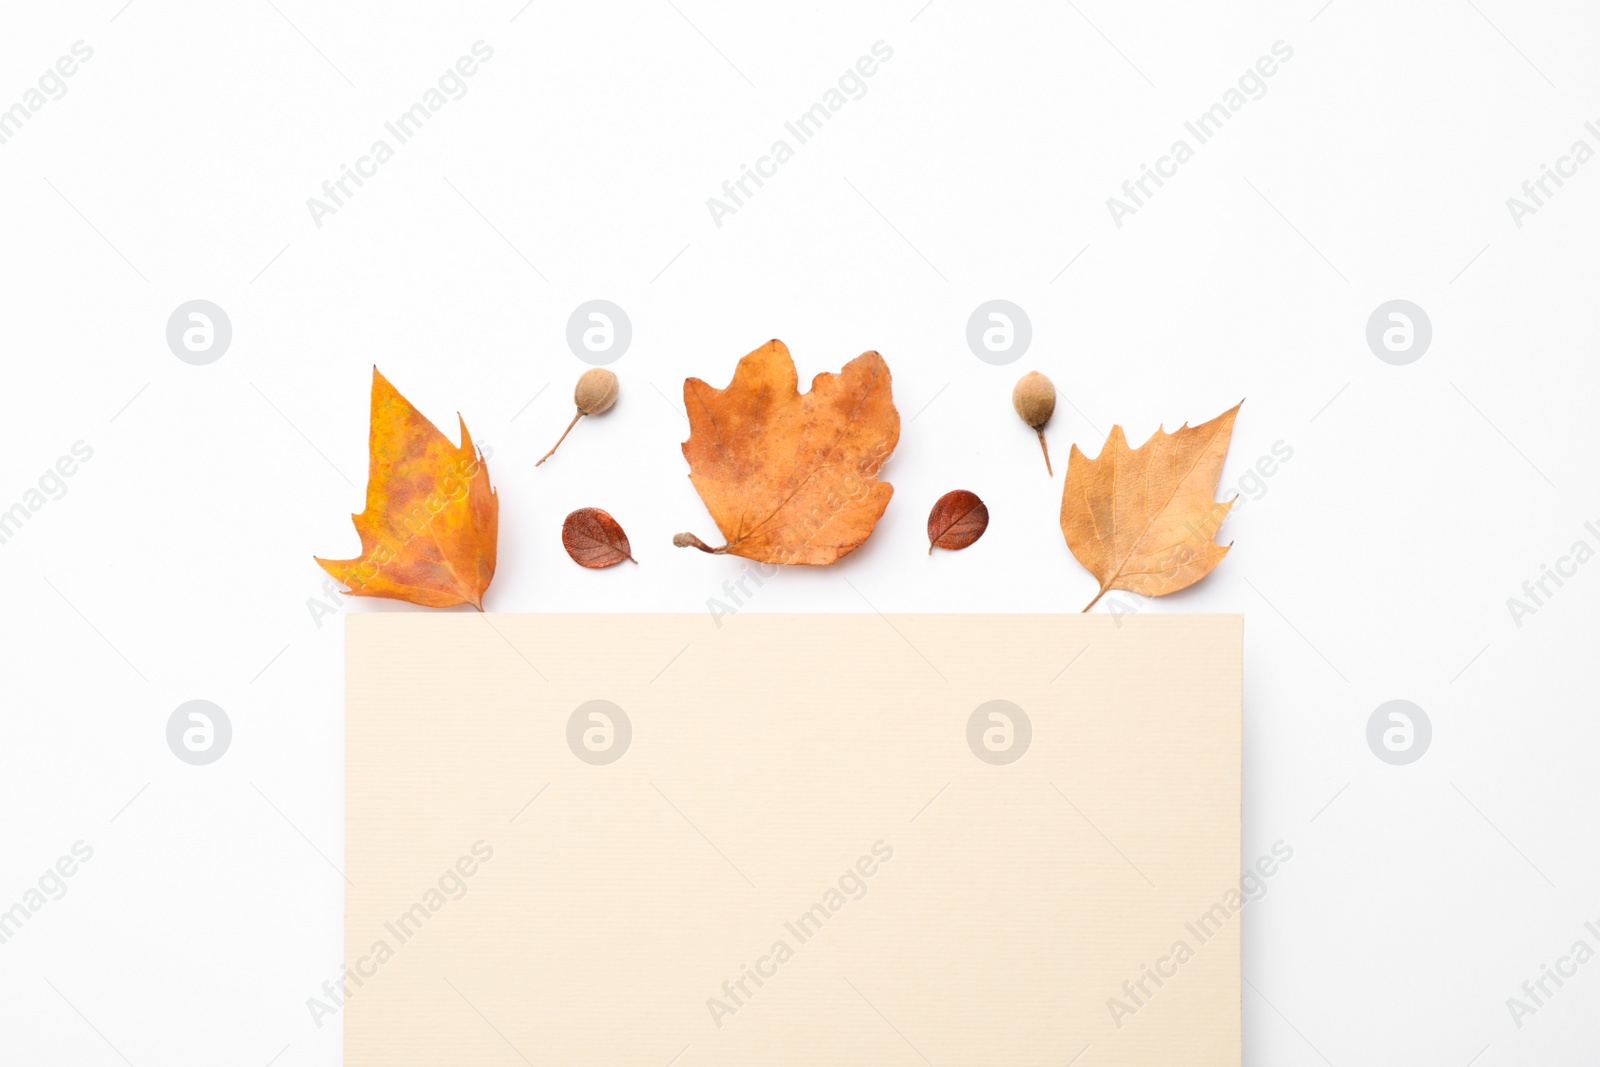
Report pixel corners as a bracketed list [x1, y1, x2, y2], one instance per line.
[562, 508, 637, 568]
[927, 490, 989, 554]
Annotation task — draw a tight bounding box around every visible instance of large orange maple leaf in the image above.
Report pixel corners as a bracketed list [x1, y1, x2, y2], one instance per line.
[315, 368, 497, 609]
[676, 340, 900, 565]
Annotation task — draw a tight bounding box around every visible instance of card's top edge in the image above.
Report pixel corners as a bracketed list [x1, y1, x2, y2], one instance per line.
[345, 611, 1247, 625]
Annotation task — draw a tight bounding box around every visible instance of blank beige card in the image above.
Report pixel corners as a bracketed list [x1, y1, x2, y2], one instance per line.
[345, 613, 1242, 1066]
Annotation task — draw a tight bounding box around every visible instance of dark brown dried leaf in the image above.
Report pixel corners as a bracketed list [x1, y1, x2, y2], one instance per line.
[562, 508, 637, 568]
[927, 490, 989, 554]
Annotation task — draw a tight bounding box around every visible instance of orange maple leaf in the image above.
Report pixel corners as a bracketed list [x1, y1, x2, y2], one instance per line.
[315, 368, 498, 609]
[676, 340, 899, 565]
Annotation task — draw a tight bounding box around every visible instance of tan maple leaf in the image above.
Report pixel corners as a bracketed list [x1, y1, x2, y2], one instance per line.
[674, 339, 899, 565]
[1061, 401, 1242, 611]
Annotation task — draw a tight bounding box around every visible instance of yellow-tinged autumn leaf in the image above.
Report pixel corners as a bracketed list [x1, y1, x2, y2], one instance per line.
[676, 339, 899, 565]
[315, 368, 498, 609]
[1061, 402, 1242, 611]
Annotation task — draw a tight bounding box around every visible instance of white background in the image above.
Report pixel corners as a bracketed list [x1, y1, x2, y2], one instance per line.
[2, 0, 1597, 1064]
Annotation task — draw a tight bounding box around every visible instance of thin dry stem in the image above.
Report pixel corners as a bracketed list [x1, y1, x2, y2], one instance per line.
[535, 409, 583, 467]
[1082, 586, 1108, 612]
[673, 532, 727, 554]
[1037, 428, 1053, 476]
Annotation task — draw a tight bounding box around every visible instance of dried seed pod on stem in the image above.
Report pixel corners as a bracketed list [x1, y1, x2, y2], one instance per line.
[1013, 370, 1056, 476]
[537, 369, 618, 466]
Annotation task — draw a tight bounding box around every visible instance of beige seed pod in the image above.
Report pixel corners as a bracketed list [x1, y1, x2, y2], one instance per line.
[537, 369, 619, 466]
[574, 368, 619, 416]
[1012, 370, 1056, 476]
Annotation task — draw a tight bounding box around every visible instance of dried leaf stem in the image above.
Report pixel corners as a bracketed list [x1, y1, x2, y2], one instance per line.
[673, 532, 727, 554]
[536, 410, 582, 467]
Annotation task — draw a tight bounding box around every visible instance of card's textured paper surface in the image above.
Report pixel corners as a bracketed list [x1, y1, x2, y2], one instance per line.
[345, 613, 1242, 1065]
